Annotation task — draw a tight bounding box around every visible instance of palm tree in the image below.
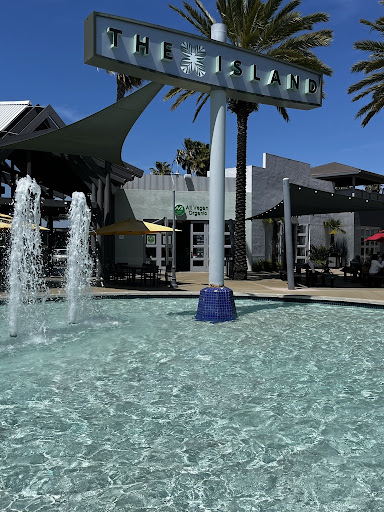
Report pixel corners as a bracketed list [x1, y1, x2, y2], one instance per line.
[150, 161, 173, 175]
[175, 138, 210, 176]
[348, 1, 384, 126]
[106, 72, 144, 101]
[324, 218, 346, 248]
[167, 0, 333, 279]
[365, 184, 383, 193]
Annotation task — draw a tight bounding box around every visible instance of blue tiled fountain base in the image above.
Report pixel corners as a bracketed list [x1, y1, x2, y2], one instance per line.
[195, 286, 237, 322]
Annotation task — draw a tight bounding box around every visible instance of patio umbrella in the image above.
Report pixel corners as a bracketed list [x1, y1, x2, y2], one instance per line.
[93, 218, 180, 236]
[365, 230, 384, 242]
[0, 219, 49, 230]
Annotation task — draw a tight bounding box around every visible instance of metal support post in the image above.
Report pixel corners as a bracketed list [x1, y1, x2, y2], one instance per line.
[283, 178, 295, 290]
[171, 189, 177, 288]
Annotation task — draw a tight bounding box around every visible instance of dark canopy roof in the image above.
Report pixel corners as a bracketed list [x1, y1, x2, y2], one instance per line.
[248, 183, 384, 220]
[0, 82, 163, 168]
[0, 83, 163, 202]
[310, 162, 384, 187]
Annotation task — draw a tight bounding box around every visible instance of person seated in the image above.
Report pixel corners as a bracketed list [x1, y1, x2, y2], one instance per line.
[369, 253, 384, 276]
[306, 252, 316, 274]
[350, 255, 362, 280]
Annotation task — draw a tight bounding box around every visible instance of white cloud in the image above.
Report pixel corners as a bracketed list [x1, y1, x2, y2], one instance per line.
[54, 106, 83, 124]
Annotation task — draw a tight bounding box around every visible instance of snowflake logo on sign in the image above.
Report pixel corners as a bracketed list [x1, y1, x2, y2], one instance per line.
[180, 42, 206, 77]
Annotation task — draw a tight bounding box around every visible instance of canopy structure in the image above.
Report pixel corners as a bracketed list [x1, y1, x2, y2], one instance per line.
[365, 230, 384, 242]
[0, 82, 163, 168]
[248, 183, 384, 220]
[93, 218, 181, 236]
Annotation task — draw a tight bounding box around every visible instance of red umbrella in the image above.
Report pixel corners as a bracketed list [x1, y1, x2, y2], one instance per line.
[365, 230, 384, 242]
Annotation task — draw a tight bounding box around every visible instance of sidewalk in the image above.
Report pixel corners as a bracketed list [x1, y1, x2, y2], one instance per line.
[3, 271, 383, 306]
[86, 270, 384, 306]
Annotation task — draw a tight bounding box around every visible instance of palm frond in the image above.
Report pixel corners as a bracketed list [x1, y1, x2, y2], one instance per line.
[163, 86, 184, 101]
[353, 39, 384, 54]
[355, 93, 384, 126]
[263, 0, 284, 24]
[192, 94, 210, 122]
[275, 106, 289, 122]
[169, 3, 211, 36]
[348, 72, 384, 94]
[350, 84, 383, 102]
[359, 18, 384, 32]
[351, 58, 384, 74]
[170, 89, 199, 110]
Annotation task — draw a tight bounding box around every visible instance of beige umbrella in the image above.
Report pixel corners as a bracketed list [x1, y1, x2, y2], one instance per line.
[0, 215, 49, 230]
[93, 218, 180, 236]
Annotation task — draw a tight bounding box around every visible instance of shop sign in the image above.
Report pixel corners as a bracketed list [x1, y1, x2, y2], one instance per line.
[186, 205, 208, 217]
[85, 12, 322, 109]
[175, 204, 208, 218]
[174, 204, 185, 216]
[146, 234, 156, 244]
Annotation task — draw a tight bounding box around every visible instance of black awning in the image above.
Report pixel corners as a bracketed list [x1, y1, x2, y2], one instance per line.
[248, 183, 384, 220]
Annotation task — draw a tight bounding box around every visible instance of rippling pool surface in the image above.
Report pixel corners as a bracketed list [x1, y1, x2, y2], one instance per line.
[1, 298, 383, 511]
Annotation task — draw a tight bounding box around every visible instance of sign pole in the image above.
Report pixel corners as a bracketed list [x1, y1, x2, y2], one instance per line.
[209, 24, 226, 287]
[196, 23, 237, 322]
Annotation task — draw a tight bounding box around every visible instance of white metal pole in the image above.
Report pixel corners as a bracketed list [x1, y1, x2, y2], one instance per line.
[283, 178, 295, 290]
[171, 188, 177, 288]
[209, 23, 227, 287]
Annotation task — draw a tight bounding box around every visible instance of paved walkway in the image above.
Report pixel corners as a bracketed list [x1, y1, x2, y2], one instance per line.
[86, 270, 384, 306]
[3, 271, 383, 306]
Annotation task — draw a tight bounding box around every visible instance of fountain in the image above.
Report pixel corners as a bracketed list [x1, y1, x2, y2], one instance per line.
[65, 191, 92, 324]
[7, 175, 46, 337]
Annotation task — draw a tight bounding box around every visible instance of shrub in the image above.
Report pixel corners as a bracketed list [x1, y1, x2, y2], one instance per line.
[252, 259, 276, 272]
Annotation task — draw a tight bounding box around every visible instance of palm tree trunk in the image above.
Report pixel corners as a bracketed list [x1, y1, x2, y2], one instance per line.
[233, 110, 249, 280]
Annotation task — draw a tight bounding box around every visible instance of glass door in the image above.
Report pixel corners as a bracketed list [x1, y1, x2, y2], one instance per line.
[190, 222, 208, 271]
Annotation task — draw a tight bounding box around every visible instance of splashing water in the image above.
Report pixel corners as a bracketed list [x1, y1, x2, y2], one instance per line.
[8, 176, 46, 337]
[65, 192, 92, 324]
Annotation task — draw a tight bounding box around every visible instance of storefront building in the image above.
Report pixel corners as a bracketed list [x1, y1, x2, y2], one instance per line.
[251, 154, 384, 267]
[114, 173, 252, 272]
[114, 153, 384, 272]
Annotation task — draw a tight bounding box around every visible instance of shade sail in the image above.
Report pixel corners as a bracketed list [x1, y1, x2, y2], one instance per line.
[0, 82, 163, 167]
[93, 218, 181, 235]
[248, 183, 384, 220]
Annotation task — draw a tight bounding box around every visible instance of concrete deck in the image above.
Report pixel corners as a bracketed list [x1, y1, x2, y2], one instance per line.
[70, 270, 384, 306]
[3, 270, 383, 306]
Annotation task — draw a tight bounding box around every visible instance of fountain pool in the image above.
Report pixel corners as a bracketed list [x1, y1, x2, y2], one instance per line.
[1, 297, 383, 511]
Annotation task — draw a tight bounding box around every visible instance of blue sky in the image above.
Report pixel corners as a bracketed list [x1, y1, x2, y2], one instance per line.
[2, 0, 384, 175]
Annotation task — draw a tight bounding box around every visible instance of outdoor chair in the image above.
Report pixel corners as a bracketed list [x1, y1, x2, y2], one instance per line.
[164, 263, 172, 287]
[140, 264, 160, 287]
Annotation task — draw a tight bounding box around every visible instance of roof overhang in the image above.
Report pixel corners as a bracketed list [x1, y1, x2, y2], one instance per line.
[310, 162, 384, 187]
[248, 183, 384, 220]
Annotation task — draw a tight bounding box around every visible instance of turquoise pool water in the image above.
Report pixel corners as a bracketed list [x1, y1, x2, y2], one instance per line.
[1, 298, 383, 511]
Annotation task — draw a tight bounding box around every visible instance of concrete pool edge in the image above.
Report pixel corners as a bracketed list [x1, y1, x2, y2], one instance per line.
[45, 290, 384, 308]
[2, 289, 384, 309]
